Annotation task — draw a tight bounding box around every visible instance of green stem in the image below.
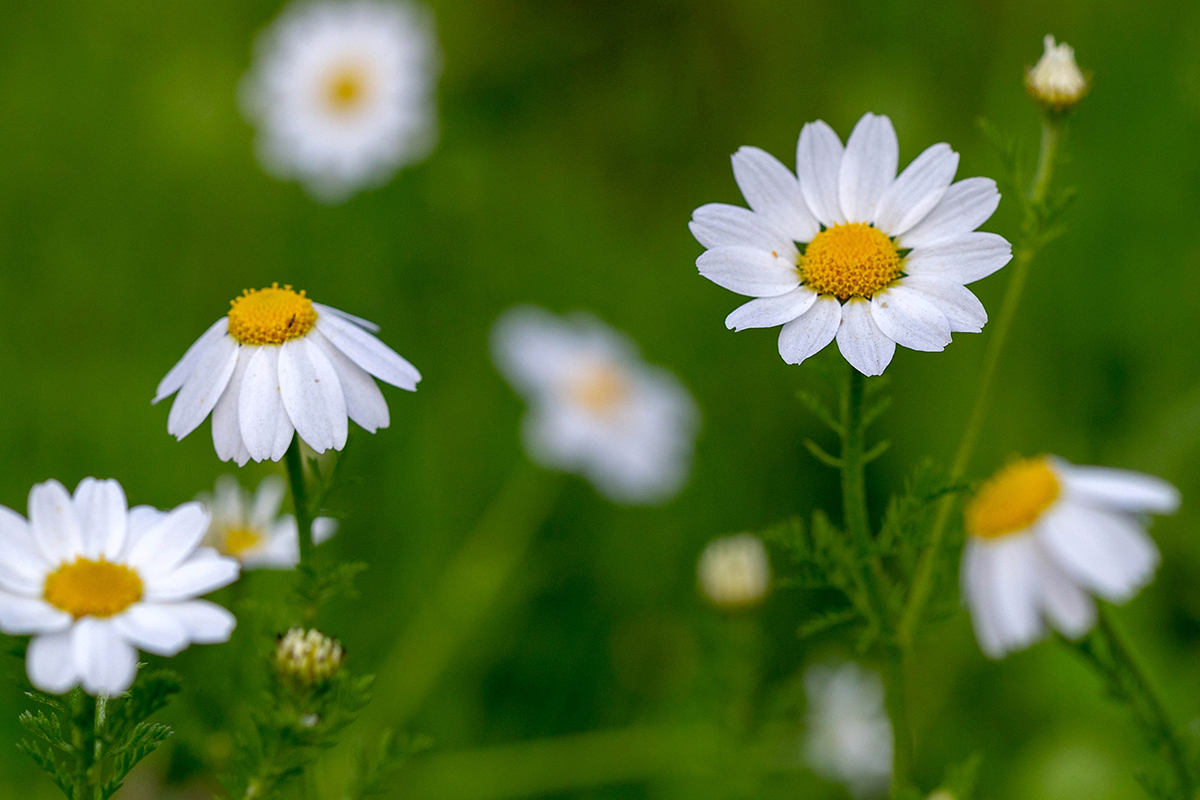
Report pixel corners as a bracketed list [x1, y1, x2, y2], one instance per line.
[284, 437, 315, 569]
[840, 369, 872, 554]
[884, 647, 912, 799]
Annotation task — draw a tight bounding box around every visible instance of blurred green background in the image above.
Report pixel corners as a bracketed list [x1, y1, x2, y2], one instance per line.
[1, 0, 1200, 797]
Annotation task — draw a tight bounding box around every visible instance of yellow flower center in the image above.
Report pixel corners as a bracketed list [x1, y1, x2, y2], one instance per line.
[325, 66, 369, 113]
[801, 223, 902, 301]
[224, 527, 263, 558]
[569, 365, 628, 415]
[44, 559, 143, 619]
[965, 457, 1061, 539]
[227, 284, 318, 346]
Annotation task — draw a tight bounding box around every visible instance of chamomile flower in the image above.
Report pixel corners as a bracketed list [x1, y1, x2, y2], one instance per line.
[492, 306, 700, 505]
[690, 112, 1011, 375]
[241, 0, 440, 202]
[1026, 35, 1089, 111]
[155, 284, 420, 465]
[697, 534, 770, 608]
[804, 661, 892, 798]
[202, 475, 337, 569]
[961, 456, 1179, 658]
[0, 479, 239, 695]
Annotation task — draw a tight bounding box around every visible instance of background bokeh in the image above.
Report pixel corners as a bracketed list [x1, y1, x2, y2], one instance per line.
[1, 0, 1199, 798]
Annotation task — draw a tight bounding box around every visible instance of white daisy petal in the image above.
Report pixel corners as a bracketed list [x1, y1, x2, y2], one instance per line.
[730, 146, 820, 242]
[725, 286, 818, 331]
[312, 516, 338, 545]
[0, 593, 71, 636]
[73, 619, 138, 696]
[212, 350, 252, 466]
[278, 338, 349, 453]
[27, 630, 77, 694]
[143, 556, 240, 602]
[122, 506, 167, 557]
[28, 480, 84, 564]
[154, 317, 229, 404]
[1054, 461, 1181, 515]
[250, 476, 288, 532]
[688, 202, 798, 253]
[796, 120, 846, 227]
[166, 334, 240, 440]
[239, 345, 288, 462]
[1037, 502, 1160, 603]
[312, 302, 380, 333]
[873, 143, 959, 237]
[904, 232, 1012, 284]
[72, 478, 128, 560]
[123, 502, 210, 576]
[696, 246, 800, 298]
[869, 286, 952, 352]
[966, 535, 1045, 658]
[838, 113, 898, 224]
[0, 507, 50, 594]
[898, 177, 1001, 249]
[169, 600, 237, 644]
[315, 311, 421, 390]
[311, 330, 390, 433]
[900, 275, 987, 333]
[1036, 550, 1097, 640]
[777, 296, 841, 365]
[835, 299, 895, 376]
[112, 605, 190, 657]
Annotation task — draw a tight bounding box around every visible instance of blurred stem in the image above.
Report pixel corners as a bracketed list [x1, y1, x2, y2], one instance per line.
[898, 118, 1063, 650]
[285, 436, 315, 569]
[884, 648, 912, 799]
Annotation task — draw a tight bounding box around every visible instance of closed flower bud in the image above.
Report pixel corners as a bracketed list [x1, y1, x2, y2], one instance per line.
[697, 534, 770, 608]
[1026, 35, 1089, 112]
[274, 628, 345, 688]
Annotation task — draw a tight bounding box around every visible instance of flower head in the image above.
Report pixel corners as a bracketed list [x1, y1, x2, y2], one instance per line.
[697, 534, 769, 608]
[0, 479, 239, 695]
[961, 456, 1179, 658]
[155, 284, 420, 465]
[202, 475, 337, 569]
[804, 661, 892, 798]
[275, 627, 345, 688]
[492, 307, 700, 505]
[1026, 35, 1089, 112]
[690, 112, 1011, 375]
[241, 0, 441, 202]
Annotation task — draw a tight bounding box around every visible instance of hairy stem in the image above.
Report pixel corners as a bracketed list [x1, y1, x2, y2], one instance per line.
[284, 437, 315, 569]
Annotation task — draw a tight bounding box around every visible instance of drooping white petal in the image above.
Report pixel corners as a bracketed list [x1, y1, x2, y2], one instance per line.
[962, 535, 1045, 658]
[688, 202, 799, 253]
[239, 345, 289, 462]
[869, 286, 952, 352]
[169, 600, 236, 643]
[211, 350, 253, 466]
[166, 334, 240, 440]
[904, 232, 1012, 284]
[838, 113, 898, 224]
[1054, 461, 1181, 515]
[278, 338, 349, 453]
[72, 478, 128, 560]
[154, 317, 229, 404]
[777, 296, 841, 365]
[898, 177, 1001, 249]
[27, 630, 77, 694]
[724, 286, 818, 331]
[312, 302, 380, 333]
[796, 120, 846, 227]
[1036, 549, 1097, 640]
[28, 480, 84, 564]
[696, 246, 800, 298]
[1037, 502, 1160, 603]
[873, 143, 959, 236]
[73, 618, 138, 696]
[143, 556, 240, 602]
[112, 604, 190, 657]
[0, 507, 49, 595]
[899, 275, 987, 333]
[730, 146, 820, 242]
[311, 330, 390, 433]
[316, 311, 421, 391]
[836, 299, 895, 376]
[123, 502, 211, 576]
[0, 593, 71, 635]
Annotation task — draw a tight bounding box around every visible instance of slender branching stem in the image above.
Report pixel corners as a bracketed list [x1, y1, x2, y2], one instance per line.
[284, 436, 315, 569]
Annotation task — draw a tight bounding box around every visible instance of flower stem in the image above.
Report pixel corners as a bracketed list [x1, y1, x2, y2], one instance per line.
[284, 437, 315, 569]
[884, 647, 913, 799]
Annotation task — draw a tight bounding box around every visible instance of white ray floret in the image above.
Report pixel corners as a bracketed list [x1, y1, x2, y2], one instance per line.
[155, 284, 420, 465]
[492, 306, 700, 505]
[961, 456, 1179, 658]
[803, 661, 893, 798]
[202, 475, 337, 569]
[241, 0, 441, 203]
[0, 478, 239, 695]
[690, 112, 1011, 375]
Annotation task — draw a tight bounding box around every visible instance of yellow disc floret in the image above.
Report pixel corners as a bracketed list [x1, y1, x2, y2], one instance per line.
[227, 284, 318, 346]
[568, 365, 629, 415]
[44, 559, 143, 618]
[325, 65, 369, 113]
[801, 223, 902, 301]
[965, 457, 1061, 539]
[223, 527, 262, 558]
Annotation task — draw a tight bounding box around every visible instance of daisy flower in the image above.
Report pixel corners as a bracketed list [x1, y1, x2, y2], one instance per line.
[690, 112, 1012, 375]
[1026, 35, 1089, 111]
[492, 306, 700, 505]
[241, 0, 440, 202]
[202, 475, 337, 569]
[803, 661, 892, 798]
[697, 534, 770, 608]
[0, 478, 239, 695]
[961, 456, 1179, 658]
[154, 284, 420, 465]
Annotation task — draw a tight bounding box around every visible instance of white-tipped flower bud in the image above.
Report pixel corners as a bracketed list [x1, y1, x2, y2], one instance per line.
[1026, 35, 1089, 111]
[274, 628, 345, 688]
[697, 534, 770, 608]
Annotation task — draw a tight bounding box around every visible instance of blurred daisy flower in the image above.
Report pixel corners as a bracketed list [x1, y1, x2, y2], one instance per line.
[241, 0, 440, 203]
[804, 661, 892, 798]
[0, 479, 238, 695]
[155, 284, 420, 465]
[492, 306, 700, 505]
[202, 475, 337, 569]
[690, 112, 1011, 375]
[697, 534, 770, 608]
[962, 456, 1179, 658]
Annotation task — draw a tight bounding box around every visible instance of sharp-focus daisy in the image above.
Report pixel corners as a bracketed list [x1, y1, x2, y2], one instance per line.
[803, 661, 892, 798]
[155, 284, 420, 465]
[0, 478, 239, 695]
[697, 534, 770, 608]
[202, 475, 337, 569]
[961, 456, 1179, 658]
[492, 306, 700, 505]
[241, 0, 440, 202]
[690, 112, 1012, 375]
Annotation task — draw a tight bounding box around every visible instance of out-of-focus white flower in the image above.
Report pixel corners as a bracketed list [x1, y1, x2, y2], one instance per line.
[203, 476, 337, 569]
[804, 661, 892, 798]
[962, 456, 1178, 658]
[0, 479, 239, 695]
[155, 284, 420, 464]
[241, 0, 440, 202]
[492, 306, 700, 505]
[697, 534, 769, 608]
[690, 112, 1011, 375]
[1026, 35, 1089, 111]
[275, 627, 345, 688]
